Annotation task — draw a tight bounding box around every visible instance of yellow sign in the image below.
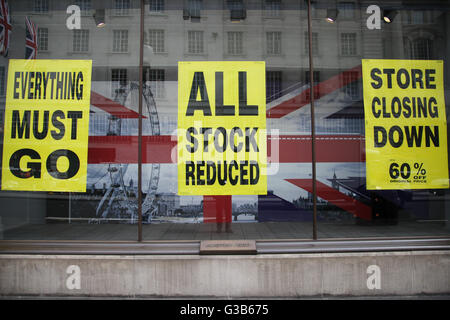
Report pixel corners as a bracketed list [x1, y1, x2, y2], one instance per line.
[1, 59, 92, 192]
[362, 59, 449, 190]
[177, 61, 267, 195]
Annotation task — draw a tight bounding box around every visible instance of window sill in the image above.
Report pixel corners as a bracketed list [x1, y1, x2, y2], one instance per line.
[339, 54, 359, 58]
[147, 12, 168, 18]
[68, 51, 92, 55]
[29, 12, 52, 16]
[224, 53, 247, 57]
[262, 15, 285, 21]
[264, 53, 285, 58]
[110, 14, 134, 18]
[184, 52, 207, 56]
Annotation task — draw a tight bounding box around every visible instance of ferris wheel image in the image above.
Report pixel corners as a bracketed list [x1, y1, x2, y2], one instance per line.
[94, 80, 161, 224]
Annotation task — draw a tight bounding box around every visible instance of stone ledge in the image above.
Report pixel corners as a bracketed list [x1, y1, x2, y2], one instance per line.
[1, 250, 449, 297]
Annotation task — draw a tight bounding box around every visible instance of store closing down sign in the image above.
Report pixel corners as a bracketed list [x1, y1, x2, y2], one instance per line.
[177, 61, 267, 195]
[1, 59, 92, 192]
[362, 59, 449, 190]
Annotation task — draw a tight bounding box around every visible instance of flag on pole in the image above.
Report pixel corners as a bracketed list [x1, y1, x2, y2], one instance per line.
[0, 0, 11, 57]
[25, 16, 38, 59]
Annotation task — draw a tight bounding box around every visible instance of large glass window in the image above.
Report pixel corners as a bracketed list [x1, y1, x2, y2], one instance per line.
[0, 1, 449, 243]
[313, 0, 450, 238]
[0, 1, 140, 241]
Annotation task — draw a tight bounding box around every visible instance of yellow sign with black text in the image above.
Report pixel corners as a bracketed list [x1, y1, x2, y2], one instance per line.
[177, 61, 267, 195]
[362, 59, 449, 190]
[1, 59, 92, 192]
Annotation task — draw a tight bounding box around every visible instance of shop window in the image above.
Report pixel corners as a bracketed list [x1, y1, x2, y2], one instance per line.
[187, 30, 204, 54]
[304, 32, 318, 55]
[264, 0, 282, 17]
[113, 30, 129, 53]
[2, 0, 450, 245]
[227, 31, 243, 55]
[266, 71, 282, 102]
[148, 29, 165, 53]
[341, 33, 356, 56]
[149, 0, 165, 13]
[72, 29, 89, 52]
[266, 31, 282, 55]
[113, 0, 130, 16]
[33, 0, 49, 13]
[37, 27, 48, 51]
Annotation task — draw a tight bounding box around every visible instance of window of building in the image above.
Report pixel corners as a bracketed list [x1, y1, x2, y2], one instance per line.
[227, 31, 243, 55]
[338, 2, 355, 19]
[188, 30, 204, 54]
[111, 68, 128, 97]
[147, 69, 165, 99]
[33, 0, 49, 13]
[37, 28, 48, 51]
[187, 0, 203, 19]
[266, 71, 282, 102]
[304, 32, 318, 55]
[148, 29, 165, 53]
[310, 1, 318, 19]
[266, 31, 282, 55]
[342, 71, 359, 100]
[113, 0, 131, 16]
[72, 29, 89, 52]
[341, 33, 356, 56]
[149, 0, 165, 13]
[74, 0, 91, 15]
[227, 0, 246, 21]
[113, 30, 129, 53]
[410, 38, 433, 60]
[264, 0, 282, 17]
[411, 10, 425, 24]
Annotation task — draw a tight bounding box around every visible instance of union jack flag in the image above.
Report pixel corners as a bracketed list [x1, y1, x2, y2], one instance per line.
[0, 0, 11, 57]
[25, 16, 37, 59]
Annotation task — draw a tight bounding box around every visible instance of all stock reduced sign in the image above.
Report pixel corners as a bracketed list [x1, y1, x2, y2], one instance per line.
[177, 61, 267, 195]
[362, 59, 449, 190]
[1, 59, 92, 192]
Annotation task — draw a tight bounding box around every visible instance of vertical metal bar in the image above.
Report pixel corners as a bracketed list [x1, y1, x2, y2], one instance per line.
[307, 0, 318, 240]
[137, 0, 144, 242]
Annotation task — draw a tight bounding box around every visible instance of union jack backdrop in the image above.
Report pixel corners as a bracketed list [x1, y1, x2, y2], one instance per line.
[25, 16, 37, 59]
[0, 0, 11, 57]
